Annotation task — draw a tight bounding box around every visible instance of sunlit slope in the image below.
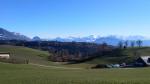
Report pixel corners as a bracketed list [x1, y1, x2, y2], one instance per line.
[86, 47, 150, 64]
[0, 45, 50, 64]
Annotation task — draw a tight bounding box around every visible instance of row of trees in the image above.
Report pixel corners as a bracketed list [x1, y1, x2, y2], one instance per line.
[0, 40, 144, 62]
[118, 40, 143, 49]
[48, 42, 113, 62]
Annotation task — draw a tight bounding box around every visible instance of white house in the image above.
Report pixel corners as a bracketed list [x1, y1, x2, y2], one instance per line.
[0, 53, 10, 59]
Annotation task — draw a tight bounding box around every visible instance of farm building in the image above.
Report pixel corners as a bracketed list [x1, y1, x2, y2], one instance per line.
[135, 56, 150, 67]
[0, 52, 10, 59]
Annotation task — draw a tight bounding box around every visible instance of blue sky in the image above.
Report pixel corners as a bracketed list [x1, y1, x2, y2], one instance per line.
[0, 0, 150, 38]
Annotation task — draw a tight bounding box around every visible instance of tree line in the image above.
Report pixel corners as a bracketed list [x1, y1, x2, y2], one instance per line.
[118, 40, 143, 49]
[0, 40, 143, 63]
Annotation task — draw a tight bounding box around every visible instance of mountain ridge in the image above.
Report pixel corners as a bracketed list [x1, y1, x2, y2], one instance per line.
[50, 35, 150, 46]
[1, 27, 150, 46]
[0, 28, 31, 41]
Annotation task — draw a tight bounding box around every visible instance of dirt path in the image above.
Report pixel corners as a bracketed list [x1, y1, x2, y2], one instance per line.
[29, 63, 82, 70]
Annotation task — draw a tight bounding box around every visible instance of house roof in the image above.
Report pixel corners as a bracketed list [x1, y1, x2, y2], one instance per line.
[140, 56, 150, 66]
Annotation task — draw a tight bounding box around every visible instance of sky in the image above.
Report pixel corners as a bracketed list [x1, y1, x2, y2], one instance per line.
[0, 0, 150, 38]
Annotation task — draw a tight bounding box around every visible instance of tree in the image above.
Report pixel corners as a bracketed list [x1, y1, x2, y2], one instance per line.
[62, 49, 70, 62]
[101, 42, 108, 50]
[38, 41, 41, 49]
[76, 51, 83, 61]
[131, 41, 135, 48]
[118, 41, 123, 49]
[136, 40, 143, 47]
[124, 40, 129, 48]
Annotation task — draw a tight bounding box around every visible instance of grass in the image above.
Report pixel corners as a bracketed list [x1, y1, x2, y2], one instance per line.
[1, 45, 150, 68]
[0, 45, 51, 64]
[0, 45, 94, 68]
[86, 47, 150, 65]
[1, 45, 150, 84]
[0, 62, 150, 84]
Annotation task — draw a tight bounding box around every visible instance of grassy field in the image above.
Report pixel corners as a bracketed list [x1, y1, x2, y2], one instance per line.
[0, 62, 150, 84]
[86, 47, 150, 65]
[0, 45, 94, 68]
[1, 45, 150, 68]
[1, 45, 150, 84]
[0, 45, 52, 65]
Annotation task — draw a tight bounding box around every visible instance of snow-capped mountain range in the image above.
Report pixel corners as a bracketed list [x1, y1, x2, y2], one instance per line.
[50, 35, 150, 46]
[1, 27, 150, 46]
[0, 28, 30, 41]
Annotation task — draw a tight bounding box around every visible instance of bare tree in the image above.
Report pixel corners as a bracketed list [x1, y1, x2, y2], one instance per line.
[124, 40, 129, 48]
[62, 49, 69, 62]
[101, 42, 108, 49]
[38, 41, 41, 49]
[136, 40, 143, 47]
[131, 41, 135, 48]
[118, 41, 123, 49]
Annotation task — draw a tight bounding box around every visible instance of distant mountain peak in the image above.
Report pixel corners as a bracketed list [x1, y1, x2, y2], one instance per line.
[32, 36, 41, 41]
[50, 35, 150, 45]
[0, 27, 31, 41]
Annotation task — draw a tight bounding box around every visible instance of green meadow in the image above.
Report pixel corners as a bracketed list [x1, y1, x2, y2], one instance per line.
[0, 62, 150, 84]
[1, 45, 150, 84]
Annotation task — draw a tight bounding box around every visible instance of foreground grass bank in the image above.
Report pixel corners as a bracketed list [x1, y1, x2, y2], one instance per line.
[0, 62, 150, 84]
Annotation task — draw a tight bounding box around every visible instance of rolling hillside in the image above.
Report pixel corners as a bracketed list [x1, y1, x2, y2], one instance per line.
[0, 45, 91, 68]
[1, 45, 150, 68]
[0, 45, 50, 65]
[86, 47, 150, 64]
[1, 45, 150, 84]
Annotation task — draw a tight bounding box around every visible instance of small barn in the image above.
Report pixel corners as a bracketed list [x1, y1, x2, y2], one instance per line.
[135, 56, 150, 67]
[0, 52, 10, 59]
